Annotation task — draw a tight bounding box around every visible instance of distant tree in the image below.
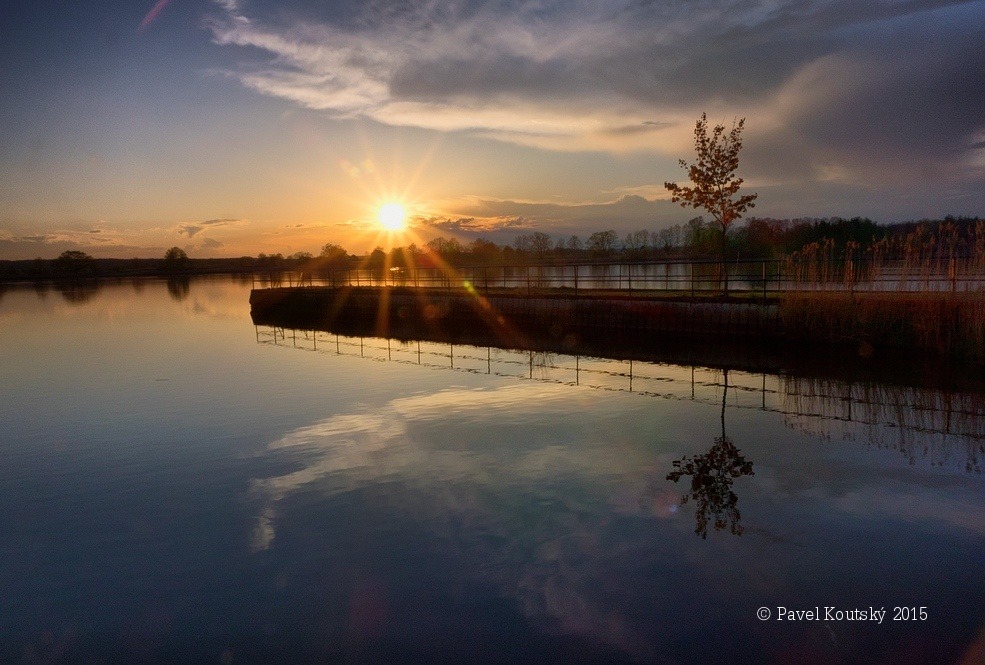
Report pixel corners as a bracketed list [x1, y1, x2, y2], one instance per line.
[388, 246, 408, 269]
[57, 250, 93, 262]
[257, 252, 284, 269]
[367, 246, 387, 268]
[512, 235, 531, 254]
[665, 113, 758, 294]
[54, 250, 96, 277]
[287, 251, 313, 261]
[528, 232, 554, 259]
[467, 238, 501, 264]
[657, 225, 683, 252]
[426, 236, 463, 263]
[164, 246, 187, 261]
[320, 243, 347, 260]
[623, 229, 650, 259]
[685, 216, 718, 254]
[317, 243, 349, 272]
[587, 230, 618, 258]
[163, 246, 189, 271]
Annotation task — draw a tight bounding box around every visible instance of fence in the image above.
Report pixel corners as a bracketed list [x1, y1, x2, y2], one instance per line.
[251, 257, 985, 295]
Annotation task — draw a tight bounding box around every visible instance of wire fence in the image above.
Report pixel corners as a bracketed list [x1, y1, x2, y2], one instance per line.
[251, 257, 985, 295]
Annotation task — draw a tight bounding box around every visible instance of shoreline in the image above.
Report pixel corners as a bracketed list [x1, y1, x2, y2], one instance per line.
[250, 285, 985, 364]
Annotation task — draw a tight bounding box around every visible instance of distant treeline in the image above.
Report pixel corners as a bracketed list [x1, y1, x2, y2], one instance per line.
[360, 215, 985, 267]
[0, 253, 280, 282]
[1, 215, 982, 282]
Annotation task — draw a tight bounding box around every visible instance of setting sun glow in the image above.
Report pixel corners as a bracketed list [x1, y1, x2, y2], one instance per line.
[378, 203, 408, 231]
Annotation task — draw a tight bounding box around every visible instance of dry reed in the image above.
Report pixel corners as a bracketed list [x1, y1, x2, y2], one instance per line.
[786, 221, 985, 292]
[780, 291, 985, 362]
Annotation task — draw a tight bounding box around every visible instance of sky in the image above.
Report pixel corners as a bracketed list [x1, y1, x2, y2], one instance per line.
[1, 0, 984, 258]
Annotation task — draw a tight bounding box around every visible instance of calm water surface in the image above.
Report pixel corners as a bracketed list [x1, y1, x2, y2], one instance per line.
[1, 277, 983, 663]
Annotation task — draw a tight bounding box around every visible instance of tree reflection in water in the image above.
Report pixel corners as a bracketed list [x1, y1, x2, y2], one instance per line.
[667, 369, 755, 538]
[166, 276, 191, 301]
[55, 281, 102, 305]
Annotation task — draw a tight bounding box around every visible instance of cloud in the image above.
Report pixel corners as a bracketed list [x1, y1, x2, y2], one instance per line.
[205, 0, 985, 208]
[415, 215, 530, 235]
[177, 217, 244, 237]
[138, 0, 175, 33]
[425, 194, 683, 241]
[833, 488, 985, 535]
[601, 121, 673, 137]
[0, 229, 165, 259]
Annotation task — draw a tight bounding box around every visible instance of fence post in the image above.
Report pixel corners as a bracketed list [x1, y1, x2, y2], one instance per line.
[762, 261, 767, 302]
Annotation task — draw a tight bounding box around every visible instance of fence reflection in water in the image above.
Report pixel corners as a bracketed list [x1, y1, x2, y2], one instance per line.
[256, 325, 984, 473]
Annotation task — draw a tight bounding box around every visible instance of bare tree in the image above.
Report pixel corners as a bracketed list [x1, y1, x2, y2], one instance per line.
[665, 114, 757, 295]
[529, 232, 554, 259]
[623, 229, 650, 259]
[587, 230, 618, 258]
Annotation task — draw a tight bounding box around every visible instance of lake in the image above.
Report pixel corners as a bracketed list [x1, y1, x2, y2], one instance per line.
[1, 277, 983, 663]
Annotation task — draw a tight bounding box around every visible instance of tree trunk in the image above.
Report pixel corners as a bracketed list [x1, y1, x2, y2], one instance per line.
[720, 222, 729, 298]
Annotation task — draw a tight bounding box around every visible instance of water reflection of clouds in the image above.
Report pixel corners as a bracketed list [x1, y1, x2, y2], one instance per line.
[249, 336, 985, 660]
[389, 382, 598, 420]
[187, 299, 242, 320]
[254, 384, 639, 529]
[832, 488, 985, 534]
[251, 383, 667, 659]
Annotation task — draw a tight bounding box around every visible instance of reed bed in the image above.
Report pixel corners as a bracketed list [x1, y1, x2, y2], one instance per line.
[785, 221, 985, 291]
[780, 291, 985, 362]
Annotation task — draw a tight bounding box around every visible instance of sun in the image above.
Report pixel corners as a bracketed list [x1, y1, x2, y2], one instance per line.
[378, 202, 407, 231]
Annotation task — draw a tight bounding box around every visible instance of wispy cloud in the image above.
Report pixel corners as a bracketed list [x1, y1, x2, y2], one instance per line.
[0, 226, 167, 259]
[426, 194, 679, 239]
[205, 0, 985, 192]
[176, 217, 244, 237]
[415, 214, 530, 235]
[138, 0, 175, 32]
[0, 218, 249, 259]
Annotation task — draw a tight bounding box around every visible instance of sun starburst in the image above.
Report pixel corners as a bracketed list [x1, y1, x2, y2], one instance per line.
[378, 203, 407, 231]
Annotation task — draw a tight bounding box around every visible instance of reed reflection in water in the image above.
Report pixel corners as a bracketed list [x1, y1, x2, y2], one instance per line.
[783, 377, 984, 473]
[256, 325, 984, 476]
